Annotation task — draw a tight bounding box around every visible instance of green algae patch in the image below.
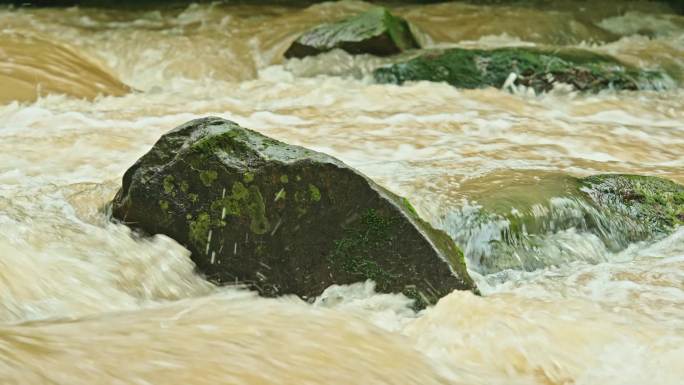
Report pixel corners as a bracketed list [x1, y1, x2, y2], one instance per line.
[293, 189, 310, 217]
[199, 170, 218, 187]
[308, 184, 321, 202]
[274, 188, 286, 202]
[112, 117, 477, 308]
[163, 175, 175, 194]
[159, 200, 169, 211]
[328, 209, 397, 288]
[284, 7, 420, 59]
[580, 174, 684, 233]
[179, 180, 189, 193]
[374, 47, 668, 93]
[189, 212, 211, 251]
[210, 182, 270, 235]
[401, 197, 418, 217]
[326, 207, 470, 308]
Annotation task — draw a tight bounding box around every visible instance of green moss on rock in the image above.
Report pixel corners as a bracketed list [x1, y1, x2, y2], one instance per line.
[580, 174, 684, 233]
[308, 184, 321, 202]
[199, 170, 218, 187]
[402, 197, 418, 217]
[180, 180, 189, 193]
[284, 7, 420, 59]
[159, 199, 169, 211]
[210, 181, 270, 235]
[442, 171, 684, 274]
[163, 175, 175, 194]
[374, 47, 668, 93]
[328, 209, 397, 287]
[189, 212, 211, 251]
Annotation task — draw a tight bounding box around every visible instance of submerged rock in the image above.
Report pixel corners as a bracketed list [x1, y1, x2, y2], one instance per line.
[112, 117, 476, 307]
[581, 174, 684, 234]
[443, 172, 684, 274]
[284, 7, 420, 59]
[374, 47, 667, 93]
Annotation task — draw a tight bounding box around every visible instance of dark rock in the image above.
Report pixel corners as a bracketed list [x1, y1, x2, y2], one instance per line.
[374, 47, 668, 93]
[111, 117, 476, 307]
[284, 7, 420, 59]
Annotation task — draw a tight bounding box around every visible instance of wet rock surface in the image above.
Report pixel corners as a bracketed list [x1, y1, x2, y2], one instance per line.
[111, 117, 476, 307]
[443, 172, 684, 273]
[581, 174, 684, 234]
[284, 7, 420, 59]
[374, 47, 668, 93]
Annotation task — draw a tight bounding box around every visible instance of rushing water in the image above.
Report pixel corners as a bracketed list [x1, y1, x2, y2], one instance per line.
[1, 1, 684, 384]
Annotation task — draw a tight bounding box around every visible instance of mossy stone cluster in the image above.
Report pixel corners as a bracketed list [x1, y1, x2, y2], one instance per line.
[374, 47, 666, 93]
[112, 117, 476, 308]
[284, 7, 420, 59]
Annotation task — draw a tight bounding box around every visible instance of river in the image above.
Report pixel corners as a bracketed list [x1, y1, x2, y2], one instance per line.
[1, 1, 683, 384]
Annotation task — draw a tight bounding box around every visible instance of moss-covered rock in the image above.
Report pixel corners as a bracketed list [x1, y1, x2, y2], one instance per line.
[284, 7, 420, 59]
[581, 174, 684, 234]
[374, 47, 667, 93]
[111, 117, 476, 308]
[443, 172, 684, 273]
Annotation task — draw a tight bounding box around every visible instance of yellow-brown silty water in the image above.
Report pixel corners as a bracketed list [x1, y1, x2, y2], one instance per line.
[0, 1, 683, 384]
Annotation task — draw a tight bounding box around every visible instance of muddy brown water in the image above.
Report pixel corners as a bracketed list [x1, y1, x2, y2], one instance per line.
[1, 1, 683, 384]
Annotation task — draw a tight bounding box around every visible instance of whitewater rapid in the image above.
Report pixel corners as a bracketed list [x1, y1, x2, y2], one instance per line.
[1, 1, 683, 384]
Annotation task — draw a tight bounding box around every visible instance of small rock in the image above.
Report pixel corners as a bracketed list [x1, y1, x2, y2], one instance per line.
[284, 7, 420, 59]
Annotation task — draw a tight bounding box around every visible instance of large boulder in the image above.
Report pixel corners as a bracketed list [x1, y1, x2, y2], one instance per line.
[442, 172, 684, 273]
[112, 117, 476, 307]
[374, 47, 668, 93]
[284, 7, 420, 59]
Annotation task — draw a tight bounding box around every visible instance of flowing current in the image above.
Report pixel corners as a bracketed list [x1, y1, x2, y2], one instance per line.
[1, 1, 684, 384]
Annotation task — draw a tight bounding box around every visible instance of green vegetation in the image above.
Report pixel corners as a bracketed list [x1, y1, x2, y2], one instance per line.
[581, 174, 684, 233]
[327, 209, 397, 290]
[210, 181, 270, 235]
[374, 47, 666, 93]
